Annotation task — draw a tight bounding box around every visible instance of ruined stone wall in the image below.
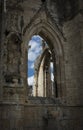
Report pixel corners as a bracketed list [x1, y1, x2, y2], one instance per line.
[63, 13, 83, 105]
[0, 0, 6, 101]
[0, 101, 83, 130]
[0, 0, 83, 130]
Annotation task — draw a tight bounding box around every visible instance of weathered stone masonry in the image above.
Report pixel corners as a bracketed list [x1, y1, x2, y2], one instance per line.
[0, 0, 83, 130]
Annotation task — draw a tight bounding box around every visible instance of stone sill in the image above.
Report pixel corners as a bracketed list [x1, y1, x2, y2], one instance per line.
[26, 96, 61, 105]
[3, 83, 24, 88]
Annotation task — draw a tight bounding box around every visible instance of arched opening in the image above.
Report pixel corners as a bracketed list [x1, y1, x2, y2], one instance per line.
[28, 35, 56, 97]
[28, 35, 42, 96]
[23, 21, 65, 98]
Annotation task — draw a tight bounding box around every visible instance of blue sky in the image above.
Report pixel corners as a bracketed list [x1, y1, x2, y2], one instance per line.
[28, 35, 42, 85]
[28, 35, 54, 86]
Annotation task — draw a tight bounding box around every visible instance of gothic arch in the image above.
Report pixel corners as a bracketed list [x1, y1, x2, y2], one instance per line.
[23, 20, 66, 98]
[33, 47, 56, 97]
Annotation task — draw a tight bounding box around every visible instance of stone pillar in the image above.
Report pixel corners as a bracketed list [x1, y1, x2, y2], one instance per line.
[45, 63, 51, 97]
[38, 58, 44, 97]
[33, 72, 38, 96]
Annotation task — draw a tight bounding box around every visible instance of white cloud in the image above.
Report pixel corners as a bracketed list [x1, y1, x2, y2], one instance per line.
[29, 40, 38, 51]
[28, 51, 37, 61]
[32, 35, 43, 41]
[28, 39, 42, 61]
[30, 63, 34, 69]
[51, 73, 54, 81]
[28, 62, 34, 69]
[28, 76, 34, 86]
[34, 46, 42, 54]
[29, 40, 42, 51]
[50, 62, 53, 70]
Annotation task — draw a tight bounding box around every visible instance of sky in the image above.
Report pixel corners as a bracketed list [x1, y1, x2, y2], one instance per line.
[28, 35, 42, 85]
[28, 35, 54, 86]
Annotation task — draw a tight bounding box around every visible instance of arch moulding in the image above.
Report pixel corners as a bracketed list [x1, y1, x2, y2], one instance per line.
[22, 18, 66, 98]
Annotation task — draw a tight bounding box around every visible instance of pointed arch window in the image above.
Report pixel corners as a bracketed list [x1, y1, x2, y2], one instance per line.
[28, 35, 57, 97]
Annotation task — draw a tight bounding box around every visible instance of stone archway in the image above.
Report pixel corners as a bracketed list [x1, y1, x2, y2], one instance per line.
[33, 45, 56, 98]
[22, 20, 66, 98]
